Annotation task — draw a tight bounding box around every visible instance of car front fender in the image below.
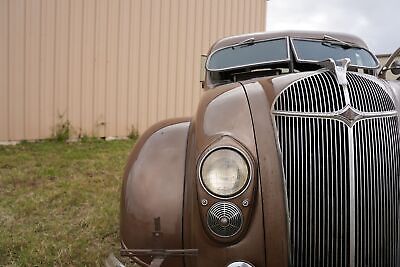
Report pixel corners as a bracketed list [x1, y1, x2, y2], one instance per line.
[120, 118, 190, 267]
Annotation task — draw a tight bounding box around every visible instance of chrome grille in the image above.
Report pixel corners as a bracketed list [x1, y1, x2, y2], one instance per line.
[274, 71, 346, 113]
[354, 117, 400, 267]
[207, 202, 242, 237]
[272, 71, 400, 267]
[274, 71, 395, 113]
[347, 73, 396, 112]
[276, 117, 350, 266]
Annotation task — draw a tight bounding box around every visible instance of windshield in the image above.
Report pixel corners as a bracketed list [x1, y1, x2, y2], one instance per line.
[292, 39, 379, 68]
[206, 38, 289, 71]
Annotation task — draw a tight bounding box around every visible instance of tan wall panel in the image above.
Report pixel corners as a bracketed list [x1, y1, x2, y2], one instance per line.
[127, 0, 141, 132]
[116, 0, 131, 137]
[0, 0, 9, 141]
[40, 0, 57, 138]
[183, 0, 194, 116]
[93, 0, 108, 137]
[174, 0, 187, 119]
[191, 0, 203, 114]
[25, 0, 41, 140]
[257, 0, 265, 32]
[81, 0, 96, 136]
[54, 0, 70, 134]
[68, 0, 83, 136]
[147, 0, 161, 129]
[237, 0, 244, 34]
[201, 0, 211, 53]
[231, 0, 238, 36]
[137, 0, 151, 132]
[105, 0, 119, 136]
[166, 0, 178, 119]
[1, 0, 266, 141]
[251, 0, 257, 33]
[9, 0, 25, 140]
[156, 0, 170, 121]
[209, 0, 218, 46]
[217, 0, 224, 38]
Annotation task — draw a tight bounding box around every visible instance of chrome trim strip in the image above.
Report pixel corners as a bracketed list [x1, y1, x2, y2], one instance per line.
[270, 111, 292, 265]
[348, 126, 356, 267]
[272, 108, 398, 127]
[343, 80, 356, 267]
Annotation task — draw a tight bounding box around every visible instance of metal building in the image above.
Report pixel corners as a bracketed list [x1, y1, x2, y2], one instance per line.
[0, 0, 266, 142]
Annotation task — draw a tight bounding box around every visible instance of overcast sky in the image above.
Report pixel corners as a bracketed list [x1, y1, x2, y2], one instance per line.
[266, 0, 399, 55]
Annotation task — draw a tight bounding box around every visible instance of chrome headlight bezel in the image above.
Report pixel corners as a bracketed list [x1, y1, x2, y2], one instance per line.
[198, 145, 253, 199]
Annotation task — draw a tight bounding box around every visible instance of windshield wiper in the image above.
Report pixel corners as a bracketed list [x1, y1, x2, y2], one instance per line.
[232, 38, 255, 49]
[322, 35, 355, 49]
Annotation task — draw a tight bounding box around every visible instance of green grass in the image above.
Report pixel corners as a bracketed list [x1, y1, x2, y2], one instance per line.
[0, 139, 136, 266]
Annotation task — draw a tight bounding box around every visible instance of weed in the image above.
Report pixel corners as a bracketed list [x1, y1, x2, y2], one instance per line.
[79, 134, 90, 143]
[20, 140, 29, 145]
[127, 126, 139, 141]
[53, 114, 71, 142]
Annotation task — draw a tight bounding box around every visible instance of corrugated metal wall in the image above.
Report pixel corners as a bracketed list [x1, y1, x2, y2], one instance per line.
[0, 0, 266, 141]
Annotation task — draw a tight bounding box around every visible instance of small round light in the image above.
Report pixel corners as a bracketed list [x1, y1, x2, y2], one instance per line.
[200, 148, 250, 197]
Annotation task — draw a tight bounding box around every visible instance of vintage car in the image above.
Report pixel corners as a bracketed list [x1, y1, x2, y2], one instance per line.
[117, 31, 400, 267]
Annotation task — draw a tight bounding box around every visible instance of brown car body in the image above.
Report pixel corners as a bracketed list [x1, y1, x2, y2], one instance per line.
[120, 31, 400, 267]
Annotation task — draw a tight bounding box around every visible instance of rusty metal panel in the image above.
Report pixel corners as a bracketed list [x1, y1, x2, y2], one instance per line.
[1, 0, 266, 141]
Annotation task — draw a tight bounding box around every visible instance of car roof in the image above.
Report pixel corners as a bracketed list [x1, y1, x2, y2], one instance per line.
[209, 30, 369, 54]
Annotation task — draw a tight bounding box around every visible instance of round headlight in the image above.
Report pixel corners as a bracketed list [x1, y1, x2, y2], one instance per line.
[200, 148, 250, 197]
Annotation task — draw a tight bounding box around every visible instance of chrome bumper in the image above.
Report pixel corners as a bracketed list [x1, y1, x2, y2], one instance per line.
[104, 253, 127, 267]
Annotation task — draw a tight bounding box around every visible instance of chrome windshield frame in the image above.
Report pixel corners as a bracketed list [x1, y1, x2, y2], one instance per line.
[290, 37, 381, 70]
[205, 36, 291, 72]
